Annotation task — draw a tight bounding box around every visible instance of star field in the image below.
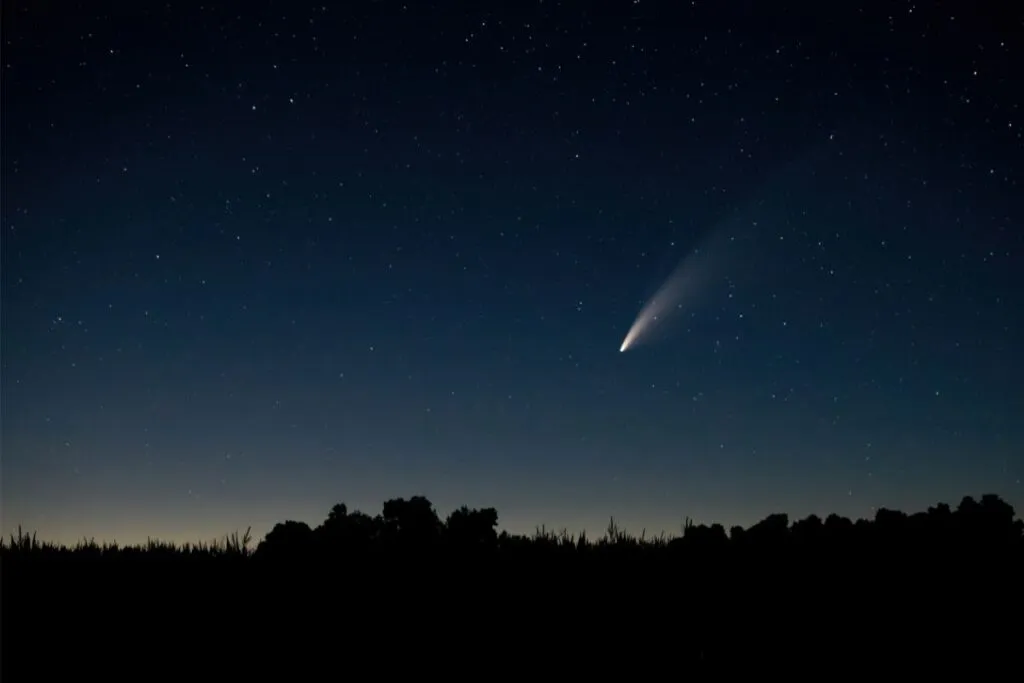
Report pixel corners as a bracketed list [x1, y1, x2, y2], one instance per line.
[2, 1, 1022, 545]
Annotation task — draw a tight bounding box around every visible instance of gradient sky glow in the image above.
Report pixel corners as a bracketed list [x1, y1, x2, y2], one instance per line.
[3, 1, 1022, 546]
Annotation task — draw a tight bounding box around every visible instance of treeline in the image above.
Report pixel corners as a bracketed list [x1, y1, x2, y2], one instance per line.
[4, 492, 1022, 562]
[5, 493, 1023, 673]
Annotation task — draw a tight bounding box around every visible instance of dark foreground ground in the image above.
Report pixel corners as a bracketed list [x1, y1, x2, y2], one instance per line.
[4, 494, 1023, 675]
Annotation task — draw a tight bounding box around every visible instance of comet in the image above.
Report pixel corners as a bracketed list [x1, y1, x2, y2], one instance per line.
[618, 251, 709, 353]
[618, 149, 828, 354]
[619, 225, 743, 353]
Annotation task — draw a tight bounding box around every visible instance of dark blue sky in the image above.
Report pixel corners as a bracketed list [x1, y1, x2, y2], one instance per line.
[3, 1, 1022, 544]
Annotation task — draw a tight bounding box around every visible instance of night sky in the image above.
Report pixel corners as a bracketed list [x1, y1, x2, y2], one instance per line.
[3, 1, 1022, 546]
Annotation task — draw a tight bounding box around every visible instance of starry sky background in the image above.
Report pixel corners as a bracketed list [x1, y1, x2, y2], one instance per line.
[3, 1, 1022, 545]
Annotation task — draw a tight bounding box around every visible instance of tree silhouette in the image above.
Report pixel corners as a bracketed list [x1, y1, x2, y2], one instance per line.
[315, 503, 379, 553]
[790, 513, 823, 546]
[380, 495, 442, 549]
[445, 505, 499, 550]
[746, 512, 789, 546]
[256, 520, 314, 559]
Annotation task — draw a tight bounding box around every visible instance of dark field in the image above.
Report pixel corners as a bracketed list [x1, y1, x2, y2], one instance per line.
[4, 493, 1022, 675]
